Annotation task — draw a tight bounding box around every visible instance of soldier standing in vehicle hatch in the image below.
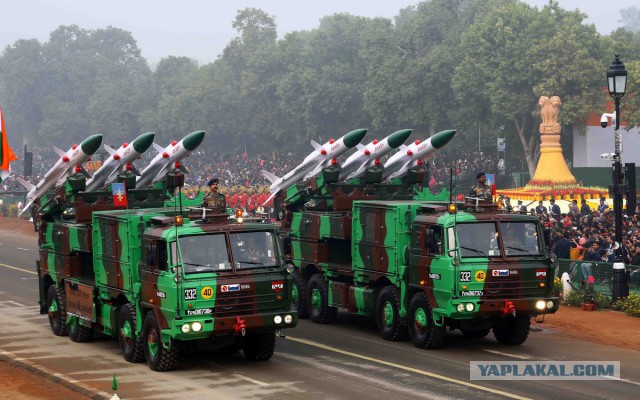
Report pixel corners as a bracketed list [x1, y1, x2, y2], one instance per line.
[202, 178, 226, 212]
[469, 171, 493, 201]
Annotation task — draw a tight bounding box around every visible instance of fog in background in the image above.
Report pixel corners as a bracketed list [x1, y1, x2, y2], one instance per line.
[1, 0, 636, 66]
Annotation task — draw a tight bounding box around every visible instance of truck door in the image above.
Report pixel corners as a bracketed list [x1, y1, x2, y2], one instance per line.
[140, 238, 173, 312]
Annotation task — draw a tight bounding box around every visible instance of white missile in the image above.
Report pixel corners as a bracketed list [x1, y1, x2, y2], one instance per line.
[382, 129, 456, 182]
[16, 134, 103, 215]
[135, 130, 205, 188]
[260, 129, 367, 203]
[85, 132, 156, 192]
[339, 129, 412, 181]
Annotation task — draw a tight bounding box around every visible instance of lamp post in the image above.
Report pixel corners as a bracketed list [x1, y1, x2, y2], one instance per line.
[607, 54, 629, 301]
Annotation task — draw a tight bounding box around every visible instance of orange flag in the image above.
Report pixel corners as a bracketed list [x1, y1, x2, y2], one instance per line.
[0, 106, 18, 182]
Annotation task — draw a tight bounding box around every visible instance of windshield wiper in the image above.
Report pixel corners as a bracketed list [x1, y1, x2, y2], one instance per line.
[459, 246, 485, 255]
[236, 260, 264, 267]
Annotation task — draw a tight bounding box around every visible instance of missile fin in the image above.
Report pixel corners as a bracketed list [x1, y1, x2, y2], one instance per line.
[356, 144, 365, 151]
[179, 164, 190, 174]
[130, 165, 142, 176]
[261, 169, 280, 184]
[399, 145, 408, 152]
[104, 145, 116, 156]
[18, 200, 34, 216]
[53, 146, 66, 157]
[262, 192, 277, 207]
[15, 176, 35, 191]
[79, 166, 91, 178]
[310, 140, 322, 150]
[152, 143, 165, 153]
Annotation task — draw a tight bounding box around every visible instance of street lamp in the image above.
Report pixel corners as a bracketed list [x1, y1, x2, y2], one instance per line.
[606, 54, 629, 301]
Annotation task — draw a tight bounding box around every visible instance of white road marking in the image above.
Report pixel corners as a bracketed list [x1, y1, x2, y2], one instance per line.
[603, 375, 640, 387]
[483, 349, 532, 360]
[0, 300, 26, 307]
[0, 262, 37, 275]
[16, 247, 31, 251]
[287, 336, 532, 400]
[233, 374, 270, 387]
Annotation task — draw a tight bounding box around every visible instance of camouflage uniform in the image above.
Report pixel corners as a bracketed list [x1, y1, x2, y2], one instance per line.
[469, 183, 493, 201]
[202, 191, 226, 211]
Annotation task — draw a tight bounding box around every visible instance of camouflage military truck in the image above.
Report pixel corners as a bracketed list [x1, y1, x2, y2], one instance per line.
[278, 165, 557, 348]
[36, 174, 296, 371]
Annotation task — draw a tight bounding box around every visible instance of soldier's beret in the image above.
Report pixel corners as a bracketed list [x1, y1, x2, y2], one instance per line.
[476, 171, 485, 179]
[207, 178, 219, 186]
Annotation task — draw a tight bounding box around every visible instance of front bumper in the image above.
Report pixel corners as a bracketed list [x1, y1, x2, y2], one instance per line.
[442, 297, 560, 319]
[168, 310, 298, 341]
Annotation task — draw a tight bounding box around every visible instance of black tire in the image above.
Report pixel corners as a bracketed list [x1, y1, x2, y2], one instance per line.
[461, 328, 491, 339]
[242, 331, 276, 361]
[68, 315, 93, 343]
[143, 312, 179, 371]
[306, 273, 337, 324]
[493, 315, 531, 345]
[290, 270, 309, 319]
[375, 286, 408, 341]
[46, 285, 68, 337]
[408, 292, 446, 349]
[118, 304, 145, 363]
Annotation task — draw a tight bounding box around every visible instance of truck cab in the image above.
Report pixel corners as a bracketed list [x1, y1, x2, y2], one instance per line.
[407, 202, 557, 347]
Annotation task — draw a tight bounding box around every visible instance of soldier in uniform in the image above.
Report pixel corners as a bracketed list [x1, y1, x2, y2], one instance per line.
[202, 178, 227, 212]
[469, 171, 493, 201]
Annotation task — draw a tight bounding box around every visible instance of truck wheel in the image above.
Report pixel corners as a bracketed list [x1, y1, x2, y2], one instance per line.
[242, 331, 276, 361]
[493, 315, 531, 345]
[118, 304, 145, 363]
[290, 270, 309, 319]
[375, 286, 408, 341]
[461, 329, 491, 339]
[408, 292, 445, 349]
[47, 286, 68, 336]
[68, 315, 93, 343]
[306, 274, 337, 324]
[143, 312, 180, 371]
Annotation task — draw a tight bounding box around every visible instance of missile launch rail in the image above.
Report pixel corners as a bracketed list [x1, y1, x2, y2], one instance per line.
[277, 153, 557, 349]
[36, 172, 297, 371]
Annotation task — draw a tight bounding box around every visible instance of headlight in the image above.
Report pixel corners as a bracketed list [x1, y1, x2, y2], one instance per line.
[465, 303, 475, 312]
[274, 315, 283, 324]
[284, 314, 293, 324]
[535, 300, 546, 310]
[546, 300, 554, 309]
[457, 304, 465, 312]
[181, 324, 190, 333]
[191, 322, 202, 332]
[285, 264, 295, 274]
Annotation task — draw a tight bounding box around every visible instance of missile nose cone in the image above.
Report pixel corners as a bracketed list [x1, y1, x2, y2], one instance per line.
[132, 132, 156, 153]
[430, 129, 457, 149]
[342, 129, 368, 148]
[386, 129, 413, 149]
[80, 134, 103, 155]
[182, 130, 206, 151]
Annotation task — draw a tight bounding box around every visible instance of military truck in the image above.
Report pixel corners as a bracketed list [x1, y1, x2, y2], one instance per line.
[278, 165, 557, 348]
[36, 174, 296, 371]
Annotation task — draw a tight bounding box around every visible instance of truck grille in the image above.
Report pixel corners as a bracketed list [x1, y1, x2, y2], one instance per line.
[212, 291, 283, 318]
[482, 279, 544, 299]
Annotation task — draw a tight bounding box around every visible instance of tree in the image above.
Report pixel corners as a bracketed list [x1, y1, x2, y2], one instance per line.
[452, 0, 602, 175]
[620, 6, 640, 33]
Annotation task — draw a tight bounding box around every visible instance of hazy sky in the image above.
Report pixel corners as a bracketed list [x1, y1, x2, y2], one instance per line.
[1, 0, 636, 65]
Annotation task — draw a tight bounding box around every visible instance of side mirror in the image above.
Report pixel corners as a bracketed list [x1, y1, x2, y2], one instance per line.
[543, 228, 551, 247]
[424, 229, 434, 251]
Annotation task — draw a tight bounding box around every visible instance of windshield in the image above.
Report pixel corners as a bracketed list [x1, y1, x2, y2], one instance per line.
[178, 233, 231, 274]
[230, 231, 278, 269]
[500, 221, 543, 256]
[455, 222, 500, 258]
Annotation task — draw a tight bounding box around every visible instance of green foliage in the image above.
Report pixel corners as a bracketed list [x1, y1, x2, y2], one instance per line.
[552, 276, 563, 298]
[562, 278, 611, 309]
[613, 294, 640, 317]
[620, 6, 640, 33]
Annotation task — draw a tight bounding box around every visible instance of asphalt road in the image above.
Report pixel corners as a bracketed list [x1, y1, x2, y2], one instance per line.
[1, 229, 639, 400]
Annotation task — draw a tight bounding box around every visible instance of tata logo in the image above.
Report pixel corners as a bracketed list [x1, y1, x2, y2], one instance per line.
[221, 284, 240, 292]
[428, 273, 441, 280]
[492, 269, 509, 277]
[536, 269, 547, 279]
[272, 281, 284, 292]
